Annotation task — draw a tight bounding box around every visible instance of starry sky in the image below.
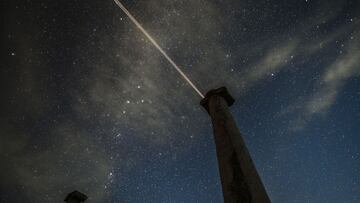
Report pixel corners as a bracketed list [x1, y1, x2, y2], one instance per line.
[1, 0, 360, 202]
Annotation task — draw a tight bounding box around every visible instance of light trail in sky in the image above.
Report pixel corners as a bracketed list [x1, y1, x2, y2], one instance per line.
[113, 0, 205, 98]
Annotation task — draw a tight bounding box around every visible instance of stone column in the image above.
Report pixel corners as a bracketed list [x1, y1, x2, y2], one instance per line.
[201, 87, 270, 203]
[64, 191, 88, 203]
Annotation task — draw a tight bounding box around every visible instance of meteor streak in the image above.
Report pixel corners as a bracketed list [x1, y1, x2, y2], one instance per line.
[113, 0, 204, 98]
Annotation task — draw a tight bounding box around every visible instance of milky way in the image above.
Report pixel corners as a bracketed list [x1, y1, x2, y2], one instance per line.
[1, 0, 360, 202]
[114, 0, 205, 98]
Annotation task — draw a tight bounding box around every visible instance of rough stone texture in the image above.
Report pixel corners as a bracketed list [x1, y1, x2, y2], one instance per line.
[201, 87, 271, 203]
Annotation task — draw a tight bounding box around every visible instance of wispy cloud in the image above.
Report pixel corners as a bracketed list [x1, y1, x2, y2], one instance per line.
[306, 31, 360, 115]
[282, 30, 360, 130]
[241, 40, 297, 85]
[0, 121, 111, 202]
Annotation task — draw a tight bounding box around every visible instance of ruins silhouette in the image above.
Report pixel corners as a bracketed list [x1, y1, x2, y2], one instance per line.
[64, 191, 88, 203]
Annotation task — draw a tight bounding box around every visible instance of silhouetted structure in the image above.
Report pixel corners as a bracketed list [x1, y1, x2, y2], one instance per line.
[201, 87, 271, 203]
[64, 191, 88, 203]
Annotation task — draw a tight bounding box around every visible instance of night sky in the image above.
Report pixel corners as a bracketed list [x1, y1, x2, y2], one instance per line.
[1, 0, 360, 202]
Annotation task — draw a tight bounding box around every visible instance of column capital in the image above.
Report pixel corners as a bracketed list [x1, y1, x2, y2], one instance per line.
[200, 87, 235, 113]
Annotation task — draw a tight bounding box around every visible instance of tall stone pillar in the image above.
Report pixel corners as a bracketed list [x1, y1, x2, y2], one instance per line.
[201, 87, 270, 203]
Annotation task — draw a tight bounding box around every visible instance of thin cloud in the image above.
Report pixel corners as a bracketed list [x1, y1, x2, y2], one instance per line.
[242, 40, 297, 85]
[282, 30, 360, 131]
[0, 122, 111, 202]
[306, 32, 360, 115]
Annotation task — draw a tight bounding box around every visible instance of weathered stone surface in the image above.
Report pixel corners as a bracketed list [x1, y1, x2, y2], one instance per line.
[201, 87, 271, 203]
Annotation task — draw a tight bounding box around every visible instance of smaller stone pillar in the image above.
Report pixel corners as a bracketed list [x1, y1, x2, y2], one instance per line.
[64, 191, 88, 203]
